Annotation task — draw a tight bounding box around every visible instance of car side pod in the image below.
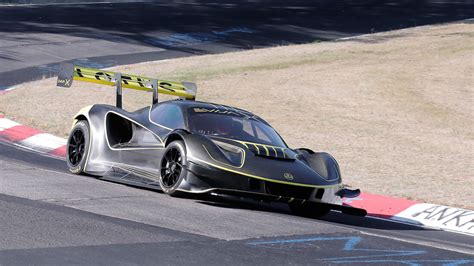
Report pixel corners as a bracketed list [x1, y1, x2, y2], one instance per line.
[336, 188, 361, 198]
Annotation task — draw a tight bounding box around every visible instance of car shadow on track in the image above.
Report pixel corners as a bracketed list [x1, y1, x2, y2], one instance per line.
[193, 194, 432, 232]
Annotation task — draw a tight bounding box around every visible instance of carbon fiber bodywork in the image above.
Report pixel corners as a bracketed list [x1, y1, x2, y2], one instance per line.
[69, 100, 361, 210]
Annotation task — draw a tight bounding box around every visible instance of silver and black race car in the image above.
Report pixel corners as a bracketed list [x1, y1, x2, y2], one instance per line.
[57, 63, 365, 218]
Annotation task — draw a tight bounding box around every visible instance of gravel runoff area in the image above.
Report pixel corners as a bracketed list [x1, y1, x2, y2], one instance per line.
[1, 22, 472, 209]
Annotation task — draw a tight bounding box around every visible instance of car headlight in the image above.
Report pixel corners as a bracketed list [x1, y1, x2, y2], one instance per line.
[211, 140, 244, 167]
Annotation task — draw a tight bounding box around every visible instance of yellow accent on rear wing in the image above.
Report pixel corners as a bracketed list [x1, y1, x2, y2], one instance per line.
[56, 63, 197, 104]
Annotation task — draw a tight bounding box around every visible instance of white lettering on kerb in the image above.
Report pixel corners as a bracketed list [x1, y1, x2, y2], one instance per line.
[412, 205, 474, 230]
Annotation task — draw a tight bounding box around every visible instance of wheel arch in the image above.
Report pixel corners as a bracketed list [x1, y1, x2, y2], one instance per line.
[74, 114, 88, 122]
[164, 129, 191, 147]
[69, 105, 102, 175]
[71, 105, 93, 129]
[296, 148, 342, 182]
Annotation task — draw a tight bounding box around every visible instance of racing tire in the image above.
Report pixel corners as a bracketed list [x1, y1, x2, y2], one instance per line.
[66, 120, 90, 175]
[289, 202, 330, 218]
[159, 140, 187, 197]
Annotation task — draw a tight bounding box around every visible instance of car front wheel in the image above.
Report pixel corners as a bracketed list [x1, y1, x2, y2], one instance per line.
[159, 140, 187, 197]
[67, 120, 90, 174]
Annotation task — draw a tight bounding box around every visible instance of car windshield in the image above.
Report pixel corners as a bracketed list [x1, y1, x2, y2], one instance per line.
[187, 107, 286, 147]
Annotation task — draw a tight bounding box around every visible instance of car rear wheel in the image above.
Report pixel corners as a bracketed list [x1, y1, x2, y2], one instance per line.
[289, 202, 330, 218]
[159, 140, 187, 197]
[67, 120, 90, 175]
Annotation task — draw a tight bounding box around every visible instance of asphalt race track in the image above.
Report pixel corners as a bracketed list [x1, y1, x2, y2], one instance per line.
[1, 1, 474, 264]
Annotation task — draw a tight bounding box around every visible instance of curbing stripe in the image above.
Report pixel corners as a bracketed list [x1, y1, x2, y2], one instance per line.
[392, 203, 474, 235]
[0, 116, 472, 235]
[0, 125, 42, 142]
[20, 133, 67, 153]
[343, 192, 418, 218]
[0, 117, 66, 156]
[49, 145, 67, 157]
[0, 117, 20, 131]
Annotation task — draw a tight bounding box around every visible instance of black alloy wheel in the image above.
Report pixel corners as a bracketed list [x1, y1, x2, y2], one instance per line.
[69, 128, 85, 166]
[159, 140, 186, 196]
[66, 120, 90, 174]
[161, 147, 183, 187]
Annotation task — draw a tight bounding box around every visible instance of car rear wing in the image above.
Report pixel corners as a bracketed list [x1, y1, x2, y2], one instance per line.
[56, 63, 197, 108]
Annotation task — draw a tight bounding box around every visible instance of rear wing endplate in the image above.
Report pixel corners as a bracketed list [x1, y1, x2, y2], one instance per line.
[56, 63, 197, 108]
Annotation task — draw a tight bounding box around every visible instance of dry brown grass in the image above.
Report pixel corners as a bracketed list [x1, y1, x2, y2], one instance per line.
[1, 22, 473, 209]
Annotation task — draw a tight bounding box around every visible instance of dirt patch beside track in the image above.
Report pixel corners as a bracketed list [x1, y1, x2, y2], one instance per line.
[1, 22, 472, 209]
